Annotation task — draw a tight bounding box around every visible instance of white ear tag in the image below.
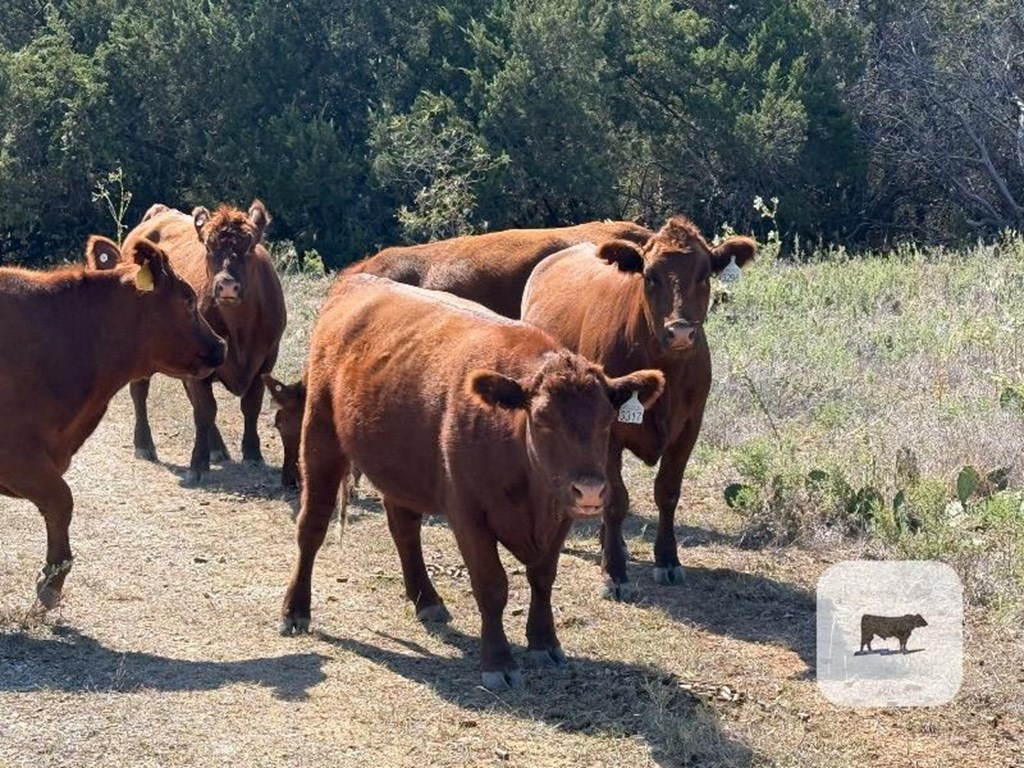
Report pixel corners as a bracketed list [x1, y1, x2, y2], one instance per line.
[719, 255, 742, 283]
[618, 391, 645, 424]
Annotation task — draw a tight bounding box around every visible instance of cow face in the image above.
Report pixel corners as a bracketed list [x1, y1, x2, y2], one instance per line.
[263, 374, 306, 488]
[86, 236, 226, 377]
[468, 352, 664, 518]
[597, 216, 756, 355]
[192, 199, 270, 306]
[911, 614, 928, 628]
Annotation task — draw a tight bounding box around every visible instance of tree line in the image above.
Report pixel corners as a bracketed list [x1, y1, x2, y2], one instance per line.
[0, 0, 1021, 268]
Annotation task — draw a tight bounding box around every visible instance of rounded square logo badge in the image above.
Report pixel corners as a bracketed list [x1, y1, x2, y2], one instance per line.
[816, 561, 963, 707]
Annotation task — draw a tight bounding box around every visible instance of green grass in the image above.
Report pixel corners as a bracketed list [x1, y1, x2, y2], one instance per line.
[701, 235, 1024, 621]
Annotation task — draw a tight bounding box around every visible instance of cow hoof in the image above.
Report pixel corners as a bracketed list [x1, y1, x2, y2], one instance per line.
[182, 470, 204, 487]
[243, 457, 265, 468]
[416, 604, 452, 623]
[35, 584, 62, 610]
[481, 668, 524, 692]
[653, 565, 685, 585]
[134, 447, 158, 462]
[209, 449, 230, 464]
[525, 647, 567, 667]
[602, 578, 639, 602]
[279, 615, 311, 635]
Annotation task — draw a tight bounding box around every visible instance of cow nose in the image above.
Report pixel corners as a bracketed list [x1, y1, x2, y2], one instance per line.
[206, 339, 227, 367]
[215, 279, 241, 301]
[572, 479, 606, 509]
[665, 320, 699, 348]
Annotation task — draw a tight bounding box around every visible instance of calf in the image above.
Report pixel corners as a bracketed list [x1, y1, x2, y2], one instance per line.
[0, 237, 225, 606]
[521, 216, 756, 599]
[263, 373, 361, 492]
[345, 220, 653, 318]
[860, 614, 928, 653]
[279, 275, 664, 689]
[123, 200, 287, 484]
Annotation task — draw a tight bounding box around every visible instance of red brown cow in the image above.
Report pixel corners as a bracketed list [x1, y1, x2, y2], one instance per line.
[521, 216, 756, 599]
[123, 200, 287, 484]
[344, 220, 653, 319]
[280, 275, 664, 690]
[0, 237, 225, 606]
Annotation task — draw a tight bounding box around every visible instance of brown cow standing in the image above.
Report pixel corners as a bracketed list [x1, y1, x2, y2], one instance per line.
[280, 275, 664, 689]
[521, 216, 756, 599]
[266, 220, 654, 488]
[0, 237, 225, 606]
[344, 220, 653, 318]
[123, 200, 286, 484]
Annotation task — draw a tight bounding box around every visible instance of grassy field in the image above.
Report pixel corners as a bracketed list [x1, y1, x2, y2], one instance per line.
[2, 245, 1023, 767]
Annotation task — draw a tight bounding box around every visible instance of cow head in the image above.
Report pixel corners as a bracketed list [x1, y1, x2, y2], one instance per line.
[911, 614, 928, 628]
[192, 199, 270, 306]
[85, 236, 226, 378]
[597, 216, 756, 355]
[467, 351, 664, 518]
[263, 373, 306, 488]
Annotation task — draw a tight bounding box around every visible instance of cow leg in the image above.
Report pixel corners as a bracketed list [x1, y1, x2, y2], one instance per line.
[183, 377, 218, 485]
[450, 517, 520, 691]
[384, 501, 449, 622]
[240, 375, 265, 465]
[280, 416, 347, 634]
[6, 459, 75, 608]
[183, 379, 228, 463]
[524, 547, 568, 670]
[600, 444, 635, 602]
[652, 416, 703, 586]
[130, 378, 158, 461]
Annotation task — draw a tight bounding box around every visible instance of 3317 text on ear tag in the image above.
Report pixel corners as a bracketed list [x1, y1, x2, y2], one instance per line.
[618, 391, 644, 424]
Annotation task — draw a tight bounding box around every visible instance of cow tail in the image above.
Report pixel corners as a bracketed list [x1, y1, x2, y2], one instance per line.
[336, 476, 349, 559]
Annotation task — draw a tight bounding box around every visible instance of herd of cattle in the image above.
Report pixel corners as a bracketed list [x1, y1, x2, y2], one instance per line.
[0, 200, 754, 690]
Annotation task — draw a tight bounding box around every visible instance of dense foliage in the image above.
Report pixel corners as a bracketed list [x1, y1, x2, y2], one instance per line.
[0, 1, 1021, 267]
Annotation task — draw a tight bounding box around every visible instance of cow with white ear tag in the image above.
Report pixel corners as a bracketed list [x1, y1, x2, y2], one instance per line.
[522, 215, 755, 600]
[120, 199, 287, 486]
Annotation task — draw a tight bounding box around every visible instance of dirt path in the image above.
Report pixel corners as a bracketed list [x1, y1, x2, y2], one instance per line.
[2, 377, 1022, 767]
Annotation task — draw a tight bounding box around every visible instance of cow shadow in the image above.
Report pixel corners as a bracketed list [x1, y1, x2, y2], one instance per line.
[853, 648, 925, 657]
[562, 531, 816, 675]
[0, 625, 327, 701]
[318, 624, 755, 768]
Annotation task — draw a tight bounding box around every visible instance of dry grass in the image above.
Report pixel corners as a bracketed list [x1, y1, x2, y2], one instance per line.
[2, 266, 1023, 767]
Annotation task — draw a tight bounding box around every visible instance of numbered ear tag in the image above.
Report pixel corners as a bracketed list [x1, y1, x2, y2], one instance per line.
[719, 254, 742, 283]
[618, 391, 645, 424]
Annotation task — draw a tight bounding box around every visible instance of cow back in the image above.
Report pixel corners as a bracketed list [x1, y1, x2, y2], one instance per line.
[346, 221, 653, 318]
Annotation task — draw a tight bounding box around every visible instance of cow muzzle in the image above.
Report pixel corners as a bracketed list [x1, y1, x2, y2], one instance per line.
[213, 275, 243, 305]
[195, 338, 227, 375]
[570, 476, 607, 518]
[663, 319, 701, 351]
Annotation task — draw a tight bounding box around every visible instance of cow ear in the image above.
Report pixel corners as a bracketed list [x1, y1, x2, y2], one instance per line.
[141, 203, 170, 223]
[192, 206, 211, 240]
[596, 239, 645, 273]
[248, 199, 271, 243]
[711, 236, 756, 274]
[85, 236, 122, 271]
[605, 369, 665, 409]
[123, 240, 170, 292]
[262, 374, 305, 408]
[466, 370, 530, 410]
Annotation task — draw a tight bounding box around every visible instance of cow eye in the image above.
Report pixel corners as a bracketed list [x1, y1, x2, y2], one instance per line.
[644, 273, 659, 286]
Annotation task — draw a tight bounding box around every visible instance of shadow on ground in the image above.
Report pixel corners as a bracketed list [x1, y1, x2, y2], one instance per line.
[320, 624, 756, 768]
[0, 625, 327, 700]
[564, 521, 817, 675]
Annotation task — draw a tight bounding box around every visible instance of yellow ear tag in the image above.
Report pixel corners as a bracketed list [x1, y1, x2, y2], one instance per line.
[135, 263, 155, 292]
